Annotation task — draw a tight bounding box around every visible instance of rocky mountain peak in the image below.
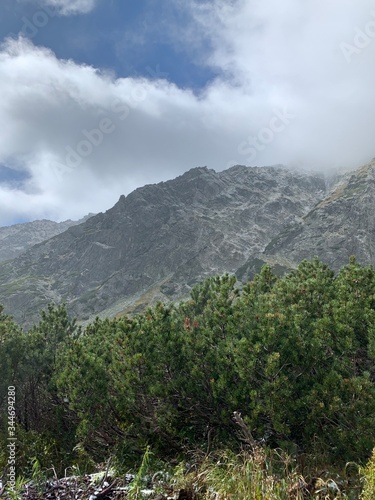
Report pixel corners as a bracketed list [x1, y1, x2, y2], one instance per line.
[0, 164, 327, 327]
[4, 160, 375, 329]
[258, 159, 375, 271]
[0, 214, 95, 263]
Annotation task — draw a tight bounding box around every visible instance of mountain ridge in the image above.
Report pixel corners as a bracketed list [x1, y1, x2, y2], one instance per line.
[0, 214, 95, 263]
[236, 160, 375, 281]
[0, 164, 326, 327]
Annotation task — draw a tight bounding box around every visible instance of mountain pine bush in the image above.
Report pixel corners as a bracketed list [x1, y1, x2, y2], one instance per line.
[0, 258, 374, 494]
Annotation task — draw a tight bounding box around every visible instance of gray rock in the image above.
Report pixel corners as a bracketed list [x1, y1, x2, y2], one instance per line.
[0, 214, 95, 262]
[262, 160, 375, 270]
[0, 165, 326, 327]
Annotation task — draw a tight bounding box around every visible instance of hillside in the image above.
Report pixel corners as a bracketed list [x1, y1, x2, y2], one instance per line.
[237, 160, 375, 277]
[0, 165, 325, 326]
[0, 214, 94, 263]
[1, 259, 374, 498]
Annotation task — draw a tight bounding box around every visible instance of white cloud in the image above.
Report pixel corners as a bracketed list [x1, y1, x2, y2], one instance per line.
[0, 37, 224, 224]
[1, 0, 375, 225]
[17, 0, 98, 16]
[184, 0, 375, 167]
[41, 0, 98, 15]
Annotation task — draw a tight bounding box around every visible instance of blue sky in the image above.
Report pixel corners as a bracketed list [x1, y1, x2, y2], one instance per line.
[1, 0, 217, 89]
[0, 0, 375, 225]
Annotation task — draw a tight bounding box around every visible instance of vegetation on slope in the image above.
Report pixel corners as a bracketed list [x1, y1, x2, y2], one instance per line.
[0, 258, 375, 498]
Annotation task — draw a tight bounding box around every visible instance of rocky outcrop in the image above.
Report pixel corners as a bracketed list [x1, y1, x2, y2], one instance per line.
[260, 160, 375, 270]
[0, 215, 94, 262]
[0, 165, 326, 327]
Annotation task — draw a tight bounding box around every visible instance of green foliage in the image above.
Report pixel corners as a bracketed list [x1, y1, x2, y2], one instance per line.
[0, 306, 24, 404]
[361, 448, 375, 499]
[231, 258, 375, 460]
[0, 303, 80, 474]
[173, 449, 301, 499]
[1, 258, 375, 489]
[127, 446, 152, 499]
[4, 474, 27, 500]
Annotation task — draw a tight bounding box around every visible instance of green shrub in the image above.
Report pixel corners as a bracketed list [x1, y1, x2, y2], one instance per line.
[361, 448, 375, 499]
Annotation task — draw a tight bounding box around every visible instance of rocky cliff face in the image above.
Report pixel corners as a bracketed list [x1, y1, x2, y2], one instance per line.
[0, 215, 94, 262]
[0, 165, 326, 327]
[259, 160, 375, 270]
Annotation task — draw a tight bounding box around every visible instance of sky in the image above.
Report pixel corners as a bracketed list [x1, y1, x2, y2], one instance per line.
[0, 0, 375, 225]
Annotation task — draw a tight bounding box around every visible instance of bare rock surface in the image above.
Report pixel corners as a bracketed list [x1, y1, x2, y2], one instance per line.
[0, 165, 326, 327]
[0, 214, 94, 262]
[260, 160, 375, 270]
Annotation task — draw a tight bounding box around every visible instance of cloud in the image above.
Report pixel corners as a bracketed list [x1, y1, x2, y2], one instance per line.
[41, 0, 98, 15]
[16, 0, 99, 16]
[183, 0, 375, 166]
[0, 37, 226, 224]
[1, 0, 375, 225]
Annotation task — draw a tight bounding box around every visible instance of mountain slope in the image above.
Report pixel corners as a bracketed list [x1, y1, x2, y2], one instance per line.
[0, 165, 325, 326]
[237, 160, 375, 279]
[0, 215, 94, 262]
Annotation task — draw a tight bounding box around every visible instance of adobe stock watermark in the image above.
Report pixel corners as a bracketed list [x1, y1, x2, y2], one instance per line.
[236, 106, 295, 164]
[15, 5, 58, 39]
[340, 11, 375, 63]
[6, 386, 17, 495]
[53, 65, 167, 180]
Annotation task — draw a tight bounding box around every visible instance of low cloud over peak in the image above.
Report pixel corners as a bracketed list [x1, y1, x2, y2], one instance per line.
[1, 1, 375, 225]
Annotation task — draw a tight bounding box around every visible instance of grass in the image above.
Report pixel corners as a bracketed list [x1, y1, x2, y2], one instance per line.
[361, 448, 375, 500]
[1, 446, 373, 498]
[171, 447, 365, 499]
[173, 449, 302, 499]
[127, 446, 152, 500]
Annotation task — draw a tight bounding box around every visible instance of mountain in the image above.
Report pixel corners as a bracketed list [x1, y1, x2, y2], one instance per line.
[0, 215, 94, 262]
[0, 165, 326, 327]
[237, 160, 375, 276]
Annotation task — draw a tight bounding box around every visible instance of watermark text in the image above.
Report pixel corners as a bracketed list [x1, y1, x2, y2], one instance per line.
[7, 386, 17, 493]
